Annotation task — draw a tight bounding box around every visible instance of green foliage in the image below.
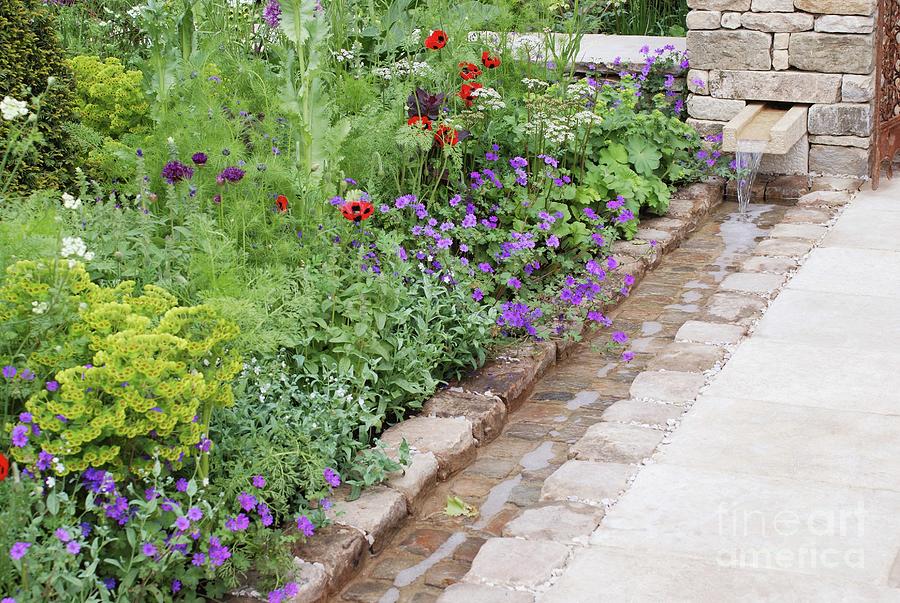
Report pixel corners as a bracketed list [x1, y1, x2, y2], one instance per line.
[1, 259, 241, 477]
[0, 0, 78, 192]
[68, 55, 149, 138]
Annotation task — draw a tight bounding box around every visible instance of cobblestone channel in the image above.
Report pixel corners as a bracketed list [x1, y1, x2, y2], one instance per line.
[334, 198, 837, 603]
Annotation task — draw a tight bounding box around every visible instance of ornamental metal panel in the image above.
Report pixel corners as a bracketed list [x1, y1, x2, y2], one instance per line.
[873, 0, 900, 188]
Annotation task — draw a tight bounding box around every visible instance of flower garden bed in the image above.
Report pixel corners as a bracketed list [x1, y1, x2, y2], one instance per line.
[0, 1, 733, 601]
[230, 177, 724, 603]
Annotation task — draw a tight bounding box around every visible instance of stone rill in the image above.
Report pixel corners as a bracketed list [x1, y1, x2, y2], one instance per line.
[686, 0, 877, 178]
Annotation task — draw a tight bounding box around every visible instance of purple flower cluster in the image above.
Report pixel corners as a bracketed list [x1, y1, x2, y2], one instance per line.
[497, 302, 542, 337]
[263, 0, 281, 28]
[161, 161, 193, 184]
[216, 166, 245, 185]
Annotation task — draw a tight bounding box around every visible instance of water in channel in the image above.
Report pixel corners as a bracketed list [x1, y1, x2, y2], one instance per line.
[735, 139, 766, 215]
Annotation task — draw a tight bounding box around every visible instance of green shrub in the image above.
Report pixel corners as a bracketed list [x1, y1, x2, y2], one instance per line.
[1, 259, 241, 478]
[0, 0, 78, 192]
[68, 55, 149, 138]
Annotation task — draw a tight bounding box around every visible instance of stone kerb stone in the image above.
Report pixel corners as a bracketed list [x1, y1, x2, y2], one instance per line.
[380, 416, 477, 480]
[687, 30, 773, 70]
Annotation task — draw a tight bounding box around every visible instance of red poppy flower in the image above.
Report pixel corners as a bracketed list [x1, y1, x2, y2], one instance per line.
[481, 51, 501, 69]
[458, 82, 483, 107]
[340, 200, 375, 222]
[275, 194, 289, 212]
[407, 115, 433, 130]
[0, 452, 8, 482]
[459, 62, 482, 81]
[434, 124, 459, 147]
[425, 30, 448, 50]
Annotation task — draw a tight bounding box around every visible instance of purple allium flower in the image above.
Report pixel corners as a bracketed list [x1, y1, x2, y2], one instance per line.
[174, 516, 191, 531]
[237, 491, 257, 512]
[611, 331, 629, 344]
[252, 475, 266, 488]
[323, 467, 341, 488]
[11, 425, 28, 447]
[141, 542, 157, 557]
[297, 515, 315, 537]
[2, 366, 15, 379]
[55, 528, 71, 542]
[216, 166, 245, 185]
[161, 161, 193, 184]
[10, 542, 31, 560]
[46, 380, 59, 392]
[66, 541, 81, 555]
[192, 152, 208, 165]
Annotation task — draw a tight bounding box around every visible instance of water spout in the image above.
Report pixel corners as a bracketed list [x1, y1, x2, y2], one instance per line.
[735, 139, 766, 214]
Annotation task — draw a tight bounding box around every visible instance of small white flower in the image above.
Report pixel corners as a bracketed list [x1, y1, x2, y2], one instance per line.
[31, 301, 49, 315]
[61, 192, 82, 210]
[1, 96, 29, 121]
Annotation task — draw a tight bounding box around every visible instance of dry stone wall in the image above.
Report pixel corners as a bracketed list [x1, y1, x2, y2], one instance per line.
[686, 0, 878, 177]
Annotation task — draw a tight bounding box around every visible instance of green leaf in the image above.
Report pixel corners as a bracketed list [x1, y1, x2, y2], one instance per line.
[625, 136, 662, 175]
[279, 0, 313, 46]
[445, 495, 479, 518]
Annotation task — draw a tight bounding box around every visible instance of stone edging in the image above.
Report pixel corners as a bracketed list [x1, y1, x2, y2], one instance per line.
[231, 179, 726, 603]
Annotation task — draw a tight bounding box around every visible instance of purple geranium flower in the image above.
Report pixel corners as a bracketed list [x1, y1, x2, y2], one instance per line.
[11, 425, 28, 447]
[323, 467, 341, 488]
[10, 541, 31, 560]
[296, 515, 315, 537]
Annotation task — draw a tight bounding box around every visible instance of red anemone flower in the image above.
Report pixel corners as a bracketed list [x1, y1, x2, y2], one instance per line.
[434, 124, 459, 147]
[481, 51, 501, 69]
[458, 62, 482, 80]
[458, 82, 483, 107]
[407, 115, 433, 130]
[0, 452, 8, 482]
[340, 200, 375, 222]
[425, 29, 448, 50]
[275, 194, 289, 212]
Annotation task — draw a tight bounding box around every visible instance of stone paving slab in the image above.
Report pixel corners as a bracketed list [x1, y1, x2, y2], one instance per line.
[703, 339, 900, 414]
[769, 223, 828, 240]
[629, 370, 706, 403]
[591, 464, 900, 585]
[822, 204, 900, 251]
[753, 288, 900, 351]
[537, 546, 900, 602]
[438, 583, 534, 603]
[502, 503, 603, 543]
[660, 396, 900, 491]
[753, 238, 814, 258]
[720, 272, 785, 295]
[462, 538, 570, 589]
[540, 460, 632, 504]
[646, 341, 725, 372]
[600, 399, 685, 427]
[739, 255, 798, 273]
[786, 247, 900, 299]
[569, 422, 664, 464]
[675, 320, 745, 345]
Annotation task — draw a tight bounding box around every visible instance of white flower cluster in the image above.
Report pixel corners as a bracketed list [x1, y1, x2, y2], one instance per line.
[31, 301, 49, 315]
[332, 48, 354, 63]
[472, 87, 506, 111]
[523, 112, 576, 145]
[60, 236, 95, 262]
[572, 110, 602, 127]
[521, 78, 550, 91]
[1, 96, 29, 121]
[61, 192, 82, 210]
[373, 59, 433, 80]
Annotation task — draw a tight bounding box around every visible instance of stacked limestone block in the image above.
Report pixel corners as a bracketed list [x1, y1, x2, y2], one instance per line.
[685, 0, 876, 177]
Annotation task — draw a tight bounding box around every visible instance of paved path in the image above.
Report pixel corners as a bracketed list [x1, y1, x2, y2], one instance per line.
[437, 183, 900, 602]
[546, 184, 900, 601]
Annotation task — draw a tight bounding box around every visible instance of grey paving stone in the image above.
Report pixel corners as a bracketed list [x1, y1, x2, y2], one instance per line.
[787, 247, 900, 299]
[630, 371, 706, 403]
[720, 272, 786, 295]
[739, 255, 798, 274]
[675, 320, 745, 345]
[502, 503, 603, 543]
[570, 422, 664, 464]
[463, 538, 570, 589]
[705, 293, 768, 323]
[438, 583, 534, 603]
[647, 342, 725, 372]
[540, 460, 632, 504]
[769, 223, 828, 240]
[753, 238, 815, 258]
[822, 204, 900, 251]
[601, 399, 685, 427]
